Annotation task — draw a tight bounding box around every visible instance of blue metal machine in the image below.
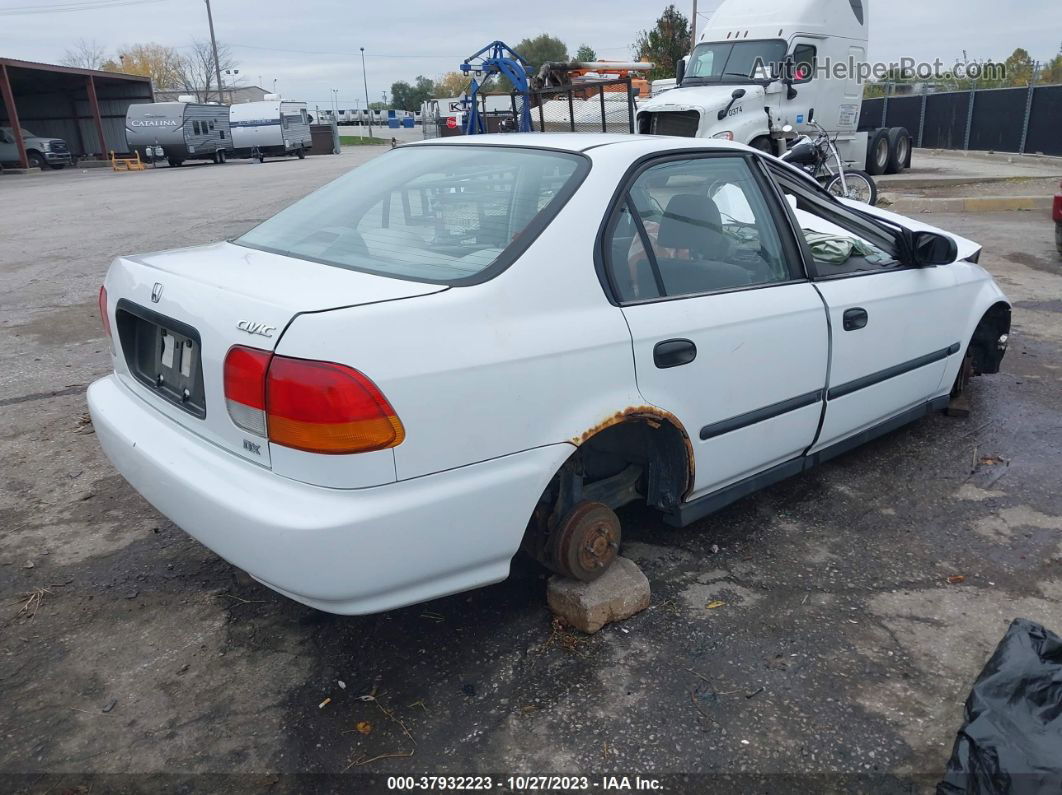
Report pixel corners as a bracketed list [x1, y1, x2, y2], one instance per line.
[459, 40, 533, 134]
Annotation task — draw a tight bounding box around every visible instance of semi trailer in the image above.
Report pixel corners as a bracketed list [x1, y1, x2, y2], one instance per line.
[637, 0, 913, 175]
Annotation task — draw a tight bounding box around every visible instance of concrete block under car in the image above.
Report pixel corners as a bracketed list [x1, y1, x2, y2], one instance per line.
[547, 556, 650, 634]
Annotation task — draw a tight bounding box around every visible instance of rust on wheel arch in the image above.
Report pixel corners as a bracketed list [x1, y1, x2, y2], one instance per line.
[570, 405, 695, 498]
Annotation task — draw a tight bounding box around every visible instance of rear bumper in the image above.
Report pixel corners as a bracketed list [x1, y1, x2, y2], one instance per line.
[88, 375, 570, 614]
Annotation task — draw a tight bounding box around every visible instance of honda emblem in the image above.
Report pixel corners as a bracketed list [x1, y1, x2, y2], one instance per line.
[151, 282, 164, 303]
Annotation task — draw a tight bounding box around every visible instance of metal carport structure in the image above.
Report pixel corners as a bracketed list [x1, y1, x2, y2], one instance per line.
[0, 57, 153, 169]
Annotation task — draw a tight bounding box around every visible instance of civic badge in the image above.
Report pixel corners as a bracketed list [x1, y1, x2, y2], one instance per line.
[151, 282, 164, 303]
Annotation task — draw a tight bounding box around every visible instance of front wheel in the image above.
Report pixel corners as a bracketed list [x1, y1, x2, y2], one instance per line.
[1056, 222, 1062, 256]
[826, 170, 878, 206]
[296, 148, 306, 159]
[25, 151, 44, 169]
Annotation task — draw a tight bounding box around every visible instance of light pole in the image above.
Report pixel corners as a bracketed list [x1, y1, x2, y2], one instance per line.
[332, 88, 339, 120]
[204, 0, 224, 104]
[360, 47, 373, 138]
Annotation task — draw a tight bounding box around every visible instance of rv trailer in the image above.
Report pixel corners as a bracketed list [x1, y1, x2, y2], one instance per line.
[125, 100, 233, 167]
[230, 97, 312, 162]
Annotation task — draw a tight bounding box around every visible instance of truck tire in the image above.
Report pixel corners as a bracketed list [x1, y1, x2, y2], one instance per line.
[25, 151, 44, 169]
[1056, 223, 1062, 256]
[749, 136, 773, 155]
[297, 148, 306, 159]
[886, 127, 910, 174]
[866, 129, 890, 175]
[168, 158, 183, 167]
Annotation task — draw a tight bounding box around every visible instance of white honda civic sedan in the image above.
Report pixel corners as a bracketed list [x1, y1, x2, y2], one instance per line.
[89, 133, 1011, 614]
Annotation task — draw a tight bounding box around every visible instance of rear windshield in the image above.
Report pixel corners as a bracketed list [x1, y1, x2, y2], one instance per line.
[236, 145, 588, 284]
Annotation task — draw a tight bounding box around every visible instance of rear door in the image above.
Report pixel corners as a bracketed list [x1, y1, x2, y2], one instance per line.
[602, 152, 829, 499]
[767, 165, 965, 452]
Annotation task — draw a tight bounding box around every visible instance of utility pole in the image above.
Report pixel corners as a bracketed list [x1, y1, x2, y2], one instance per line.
[361, 47, 373, 138]
[691, 0, 698, 48]
[204, 0, 224, 104]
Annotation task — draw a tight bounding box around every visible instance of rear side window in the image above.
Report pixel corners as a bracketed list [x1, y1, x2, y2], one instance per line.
[603, 155, 792, 302]
[236, 146, 588, 284]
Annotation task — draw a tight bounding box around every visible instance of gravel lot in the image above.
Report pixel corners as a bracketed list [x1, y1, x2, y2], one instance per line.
[2, 148, 1061, 792]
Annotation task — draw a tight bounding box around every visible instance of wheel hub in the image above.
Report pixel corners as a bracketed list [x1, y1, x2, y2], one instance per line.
[550, 500, 621, 582]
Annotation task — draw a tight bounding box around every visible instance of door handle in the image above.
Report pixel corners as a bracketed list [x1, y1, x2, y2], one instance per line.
[653, 339, 697, 369]
[843, 307, 868, 331]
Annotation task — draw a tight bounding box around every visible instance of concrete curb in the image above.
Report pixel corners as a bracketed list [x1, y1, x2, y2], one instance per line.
[883, 196, 1053, 214]
[878, 175, 1062, 190]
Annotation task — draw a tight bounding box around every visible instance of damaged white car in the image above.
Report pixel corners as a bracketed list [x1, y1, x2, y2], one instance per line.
[89, 134, 1010, 614]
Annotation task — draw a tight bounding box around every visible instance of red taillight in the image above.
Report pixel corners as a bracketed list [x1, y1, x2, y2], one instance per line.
[224, 346, 272, 436]
[266, 357, 405, 454]
[223, 346, 404, 454]
[98, 285, 111, 338]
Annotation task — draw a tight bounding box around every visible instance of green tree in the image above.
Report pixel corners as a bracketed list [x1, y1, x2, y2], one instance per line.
[512, 34, 569, 72]
[1004, 47, 1035, 86]
[633, 5, 691, 82]
[1042, 51, 1062, 85]
[391, 75, 435, 111]
[575, 44, 597, 62]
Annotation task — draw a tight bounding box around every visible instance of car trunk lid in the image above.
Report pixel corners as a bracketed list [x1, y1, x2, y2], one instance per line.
[105, 240, 446, 470]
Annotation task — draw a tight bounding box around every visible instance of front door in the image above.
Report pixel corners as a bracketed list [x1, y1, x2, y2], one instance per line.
[768, 167, 965, 452]
[601, 152, 829, 499]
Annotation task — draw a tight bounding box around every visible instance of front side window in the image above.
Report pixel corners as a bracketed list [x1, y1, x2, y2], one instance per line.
[604, 156, 792, 302]
[237, 146, 587, 283]
[771, 166, 901, 276]
[685, 40, 788, 83]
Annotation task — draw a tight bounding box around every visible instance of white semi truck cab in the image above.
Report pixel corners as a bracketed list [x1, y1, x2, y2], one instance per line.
[637, 0, 911, 175]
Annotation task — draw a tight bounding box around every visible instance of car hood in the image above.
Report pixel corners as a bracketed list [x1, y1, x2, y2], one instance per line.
[639, 83, 765, 116]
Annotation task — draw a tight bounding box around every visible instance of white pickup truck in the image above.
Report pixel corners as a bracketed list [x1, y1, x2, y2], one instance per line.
[0, 126, 73, 169]
[638, 0, 912, 176]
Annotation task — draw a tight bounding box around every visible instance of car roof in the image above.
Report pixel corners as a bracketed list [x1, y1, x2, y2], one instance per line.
[405, 132, 758, 156]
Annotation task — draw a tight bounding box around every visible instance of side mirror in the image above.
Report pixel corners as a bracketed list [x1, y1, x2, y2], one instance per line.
[717, 88, 747, 120]
[783, 55, 798, 99]
[911, 231, 957, 267]
[675, 57, 686, 85]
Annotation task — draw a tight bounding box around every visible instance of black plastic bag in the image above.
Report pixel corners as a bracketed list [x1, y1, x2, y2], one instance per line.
[939, 618, 1062, 794]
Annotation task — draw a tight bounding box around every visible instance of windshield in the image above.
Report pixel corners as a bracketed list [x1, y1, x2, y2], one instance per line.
[685, 39, 787, 83]
[1, 127, 38, 139]
[237, 145, 587, 284]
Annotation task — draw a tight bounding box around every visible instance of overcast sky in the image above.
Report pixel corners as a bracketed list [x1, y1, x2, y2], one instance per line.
[2, 0, 1059, 108]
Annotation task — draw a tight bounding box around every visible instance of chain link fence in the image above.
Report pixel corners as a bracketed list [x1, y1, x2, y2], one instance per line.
[528, 78, 636, 134]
